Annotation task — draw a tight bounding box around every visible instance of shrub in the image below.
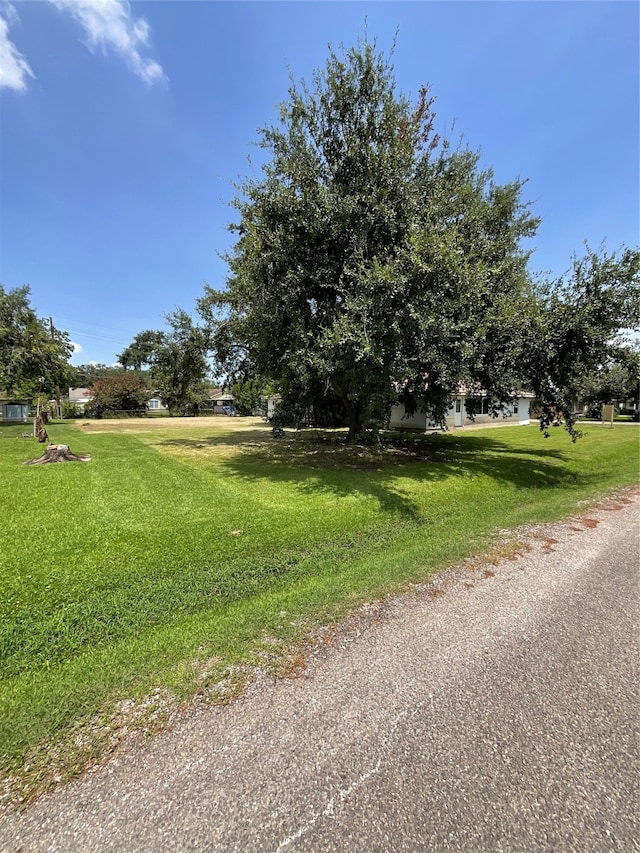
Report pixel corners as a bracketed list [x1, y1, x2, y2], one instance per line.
[61, 402, 81, 419]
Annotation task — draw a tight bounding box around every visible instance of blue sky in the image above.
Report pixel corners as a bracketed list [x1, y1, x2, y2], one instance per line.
[1, 1, 638, 366]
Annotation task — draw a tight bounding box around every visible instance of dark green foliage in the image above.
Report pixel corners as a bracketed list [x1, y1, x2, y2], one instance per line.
[71, 363, 142, 386]
[60, 401, 81, 419]
[230, 378, 264, 416]
[199, 40, 539, 441]
[579, 351, 639, 417]
[118, 331, 165, 371]
[120, 311, 210, 416]
[525, 247, 640, 437]
[198, 39, 640, 442]
[0, 285, 72, 398]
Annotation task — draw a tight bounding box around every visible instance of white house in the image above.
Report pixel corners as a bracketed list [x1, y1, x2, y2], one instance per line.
[209, 389, 235, 414]
[390, 391, 534, 432]
[146, 392, 168, 412]
[265, 394, 280, 419]
[68, 387, 93, 412]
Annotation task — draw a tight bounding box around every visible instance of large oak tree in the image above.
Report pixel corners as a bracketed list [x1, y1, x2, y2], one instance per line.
[200, 39, 638, 440]
[199, 40, 540, 440]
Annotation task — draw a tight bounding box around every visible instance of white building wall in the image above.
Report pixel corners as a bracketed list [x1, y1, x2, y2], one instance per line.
[516, 398, 531, 424]
[390, 405, 438, 431]
[392, 395, 533, 431]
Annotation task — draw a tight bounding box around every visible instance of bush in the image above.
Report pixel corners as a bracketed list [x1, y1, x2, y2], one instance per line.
[61, 402, 81, 419]
[88, 374, 150, 415]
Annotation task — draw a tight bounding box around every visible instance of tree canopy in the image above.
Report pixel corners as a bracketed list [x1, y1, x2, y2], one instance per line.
[230, 378, 265, 416]
[92, 36, 629, 442]
[70, 362, 143, 387]
[525, 247, 640, 433]
[0, 285, 73, 399]
[199, 39, 639, 440]
[578, 354, 639, 417]
[118, 331, 166, 372]
[119, 310, 210, 415]
[198, 40, 549, 440]
[85, 372, 150, 417]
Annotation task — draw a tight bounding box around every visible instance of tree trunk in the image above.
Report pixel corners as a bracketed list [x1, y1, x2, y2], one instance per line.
[35, 414, 49, 443]
[23, 445, 91, 465]
[345, 400, 364, 443]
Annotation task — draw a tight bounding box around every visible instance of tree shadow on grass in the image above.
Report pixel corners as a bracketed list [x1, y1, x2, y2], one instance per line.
[0, 429, 596, 680]
[157, 428, 591, 522]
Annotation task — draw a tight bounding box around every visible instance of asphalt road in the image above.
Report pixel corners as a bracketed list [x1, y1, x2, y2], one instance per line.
[1, 493, 638, 852]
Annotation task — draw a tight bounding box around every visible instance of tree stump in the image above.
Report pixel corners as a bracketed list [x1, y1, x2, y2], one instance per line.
[23, 445, 91, 465]
[35, 414, 49, 443]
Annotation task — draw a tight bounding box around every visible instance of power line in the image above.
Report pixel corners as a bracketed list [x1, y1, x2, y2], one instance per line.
[54, 316, 168, 347]
[65, 329, 132, 346]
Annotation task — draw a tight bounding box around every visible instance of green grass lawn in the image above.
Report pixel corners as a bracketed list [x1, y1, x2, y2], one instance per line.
[1, 417, 638, 802]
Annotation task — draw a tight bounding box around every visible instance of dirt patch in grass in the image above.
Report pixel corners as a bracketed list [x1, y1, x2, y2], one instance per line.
[76, 416, 268, 435]
[1, 658, 253, 810]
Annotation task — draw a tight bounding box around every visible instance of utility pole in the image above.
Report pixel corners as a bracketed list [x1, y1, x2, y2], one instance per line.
[50, 317, 62, 419]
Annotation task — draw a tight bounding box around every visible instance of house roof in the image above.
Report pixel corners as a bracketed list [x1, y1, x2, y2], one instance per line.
[68, 387, 93, 402]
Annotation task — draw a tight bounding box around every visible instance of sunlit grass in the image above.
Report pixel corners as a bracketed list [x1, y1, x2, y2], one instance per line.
[0, 417, 638, 802]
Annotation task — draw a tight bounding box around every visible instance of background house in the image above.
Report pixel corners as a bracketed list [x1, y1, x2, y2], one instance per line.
[68, 387, 169, 414]
[265, 395, 280, 419]
[390, 392, 534, 432]
[209, 389, 235, 414]
[147, 392, 168, 412]
[68, 388, 93, 412]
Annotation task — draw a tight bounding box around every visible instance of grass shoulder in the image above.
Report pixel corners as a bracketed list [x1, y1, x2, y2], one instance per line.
[0, 418, 638, 806]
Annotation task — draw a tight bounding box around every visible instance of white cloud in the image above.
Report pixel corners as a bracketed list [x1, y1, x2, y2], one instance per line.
[0, 0, 164, 92]
[71, 341, 83, 354]
[49, 0, 164, 85]
[0, 5, 36, 92]
[0, 1, 18, 27]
